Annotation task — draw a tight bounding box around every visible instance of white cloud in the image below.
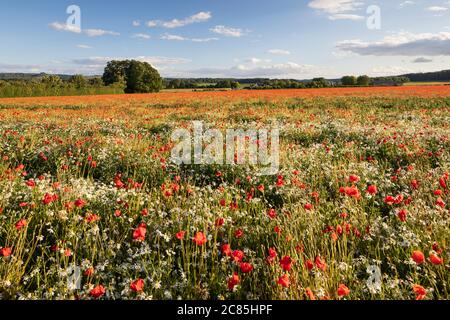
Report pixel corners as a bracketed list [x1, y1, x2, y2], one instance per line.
[399, 1, 414, 8]
[147, 20, 159, 27]
[76, 44, 92, 49]
[132, 33, 151, 40]
[308, 0, 365, 21]
[146, 11, 211, 29]
[0, 63, 42, 73]
[132, 20, 141, 27]
[210, 25, 244, 37]
[308, 0, 363, 14]
[412, 57, 433, 63]
[268, 49, 291, 55]
[191, 37, 219, 42]
[186, 62, 324, 78]
[49, 22, 81, 33]
[160, 34, 218, 42]
[246, 57, 272, 64]
[427, 6, 448, 12]
[336, 31, 450, 56]
[161, 34, 186, 41]
[328, 14, 365, 20]
[370, 66, 413, 76]
[50, 22, 119, 37]
[84, 29, 120, 37]
[73, 56, 190, 67]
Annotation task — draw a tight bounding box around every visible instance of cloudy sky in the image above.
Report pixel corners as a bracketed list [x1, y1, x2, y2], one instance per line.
[1, 0, 450, 79]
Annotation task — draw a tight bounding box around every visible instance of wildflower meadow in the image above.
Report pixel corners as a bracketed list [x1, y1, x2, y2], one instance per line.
[0, 88, 448, 300]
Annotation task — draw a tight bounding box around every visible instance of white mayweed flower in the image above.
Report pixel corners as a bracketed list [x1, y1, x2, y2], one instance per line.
[153, 281, 161, 289]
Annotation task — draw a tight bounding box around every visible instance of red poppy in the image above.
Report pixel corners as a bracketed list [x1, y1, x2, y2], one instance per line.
[133, 223, 147, 242]
[305, 259, 314, 271]
[240, 262, 253, 273]
[349, 175, 360, 183]
[193, 232, 207, 246]
[42, 193, 58, 205]
[227, 272, 240, 290]
[337, 284, 350, 297]
[84, 268, 94, 276]
[234, 229, 244, 239]
[276, 175, 284, 187]
[429, 253, 443, 265]
[436, 198, 445, 208]
[85, 213, 100, 223]
[0, 247, 12, 257]
[219, 199, 226, 207]
[74, 198, 86, 208]
[267, 208, 277, 219]
[215, 218, 224, 227]
[384, 195, 395, 205]
[432, 242, 442, 254]
[15, 219, 27, 231]
[176, 231, 186, 240]
[411, 250, 425, 265]
[25, 179, 36, 188]
[89, 285, 106, 298]
[130, 279, 145, 292]
[274, 226, 281, 235]
[305, 287, 316, 300]
[439, 176, 447, 189]
[366, 185, 377, 195]
[304, 203, 313, 211]
[398, 209, 407, 222]
[315, 255, 327, 271]
[221, 244, 232, 256]
[412, 284, 426, 300]
[141, 208, 149, 216]
[267, 248, 277, 264]
[277, 274, 290, 288]
[341, 186, 361, 199]
[232, 250, 245, 263]
[394, 194, 404, 204]
[280, 256, 293, 271]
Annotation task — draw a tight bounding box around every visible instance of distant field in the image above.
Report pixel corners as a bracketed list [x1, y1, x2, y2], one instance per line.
[1, 86, 450, 107]
[405, 82, 450, 86]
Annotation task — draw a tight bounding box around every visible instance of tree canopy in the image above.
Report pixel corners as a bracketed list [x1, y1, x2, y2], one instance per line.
[341, 76, 357, 86]
[102, 60, 163, 93]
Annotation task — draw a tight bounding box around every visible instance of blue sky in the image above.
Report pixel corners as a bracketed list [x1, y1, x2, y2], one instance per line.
[1, 0, 450, 79]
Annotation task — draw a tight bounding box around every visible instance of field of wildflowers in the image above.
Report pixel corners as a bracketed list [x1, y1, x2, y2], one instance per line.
[0, 88, 448, 300]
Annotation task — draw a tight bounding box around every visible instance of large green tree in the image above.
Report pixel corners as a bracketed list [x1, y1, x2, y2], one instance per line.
[357, 75, 371, 86]
[341, 76, 357, 86]
[102, 60, 163, 93]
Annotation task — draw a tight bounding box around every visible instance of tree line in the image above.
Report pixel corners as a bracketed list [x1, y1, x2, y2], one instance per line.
[0, 75, 124, 98]
[0, 60, 414, 98]
[340, 75, 409, 86]
[0, 60, 163, 98]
